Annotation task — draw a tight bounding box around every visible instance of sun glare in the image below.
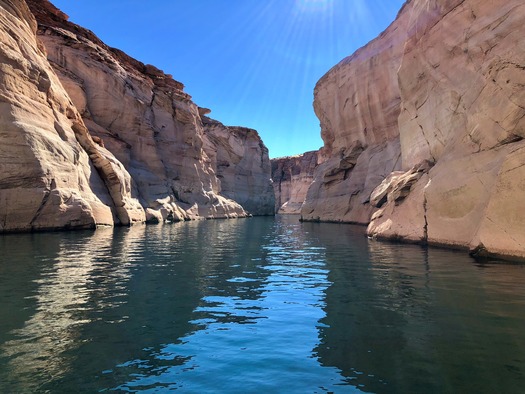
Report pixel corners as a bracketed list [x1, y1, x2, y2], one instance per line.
[295, 0, 332, 13]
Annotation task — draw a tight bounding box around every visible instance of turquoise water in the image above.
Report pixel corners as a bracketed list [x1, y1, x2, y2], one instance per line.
[0, 216, 524, 393]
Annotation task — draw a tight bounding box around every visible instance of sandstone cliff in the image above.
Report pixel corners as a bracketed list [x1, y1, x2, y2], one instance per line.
[304, 0, 525, 259]
[301, 6, 410, 224]
[27, 0, 254, 222]
[0, 0, 144, 231]
[202, 117, 274, 216]
[271, 151, 318, 214]
[0, 0, 274, 232]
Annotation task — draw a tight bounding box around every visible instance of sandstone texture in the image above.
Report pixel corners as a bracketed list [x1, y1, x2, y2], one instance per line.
[202, 117, 274, 215]
[301, 6, 410, 224]
[304, 0, 525, 259]
[271, 151, 318, 214]
[0, 0, 274, 232]
[0, 0, 144, 231]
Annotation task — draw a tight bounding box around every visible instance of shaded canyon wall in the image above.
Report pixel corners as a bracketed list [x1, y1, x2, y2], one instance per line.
[271, 151, 318, 214]
[302, 0, 525, 259]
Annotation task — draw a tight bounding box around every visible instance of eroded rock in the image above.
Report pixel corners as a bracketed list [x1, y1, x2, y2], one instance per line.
[202, 117, 275, 216]
[300, 7, 410, 223]
[304, 0, 525, 259]
[271, 151, 318, 214]
[25, 0, 277, 222]
[0, 0, 145, 231]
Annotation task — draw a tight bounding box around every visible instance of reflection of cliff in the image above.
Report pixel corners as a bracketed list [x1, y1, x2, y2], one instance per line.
[315, 235, 525, 392]
[98, 219, 276, 391]
[0, 218, 280, 391]
[0, 227, 132, 391]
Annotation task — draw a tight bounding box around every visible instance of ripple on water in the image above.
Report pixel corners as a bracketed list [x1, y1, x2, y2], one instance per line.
[0, 218, 525, 393]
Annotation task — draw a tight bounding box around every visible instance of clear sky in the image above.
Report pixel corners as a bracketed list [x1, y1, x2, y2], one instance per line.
[50, 0, 405, 158]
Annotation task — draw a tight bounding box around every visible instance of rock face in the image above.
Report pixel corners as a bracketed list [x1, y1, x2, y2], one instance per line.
[0, 0, 274, 232]
[27, 0, 253, 223]
[301, 6, 410, 224]
[202, 117, 274, 215]
[304, 0, 525, 259]
[0, 0, 144, 231]
[271, 151, 318, 214]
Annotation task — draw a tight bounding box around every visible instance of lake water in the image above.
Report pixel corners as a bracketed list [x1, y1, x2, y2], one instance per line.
[0, 216, 524, 393]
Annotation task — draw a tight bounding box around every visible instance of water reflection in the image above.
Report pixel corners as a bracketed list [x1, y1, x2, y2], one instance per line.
[112, 216, 352, 393]
[315, 227, 525, 393]
[0, 226, 147, 391]
[0, 218, 524, 393]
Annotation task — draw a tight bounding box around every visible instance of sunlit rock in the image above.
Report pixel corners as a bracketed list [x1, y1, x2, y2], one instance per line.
[202, 117, 275, 216]
[21, 0, 283, 224]
[303, 0, 525, 259]
[0, 0, 146, 231]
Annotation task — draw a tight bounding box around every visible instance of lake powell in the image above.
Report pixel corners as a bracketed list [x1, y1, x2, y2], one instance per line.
[0, 216, 524, 393]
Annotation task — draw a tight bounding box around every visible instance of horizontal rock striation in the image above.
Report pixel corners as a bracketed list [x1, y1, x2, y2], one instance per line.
[271, 151, 318, 214]
[304, 0, 525, 259]
[27, 0, 252, 223]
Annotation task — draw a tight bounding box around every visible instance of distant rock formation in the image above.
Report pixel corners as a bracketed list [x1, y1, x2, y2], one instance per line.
[0, 0, 274, 232]
[302, 0, 525, 260]
[202, 117, 275, 216]
[271, 151, 318, 214]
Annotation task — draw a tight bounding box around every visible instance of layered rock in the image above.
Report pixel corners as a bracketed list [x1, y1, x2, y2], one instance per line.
[202, 117, 274, 215]
[0, 0, 276, 232]
[25, 0, 252, 223]
[304, 0, 525, 259]
[300, 6, 410, 223]
[368, 0, 525, 260]
[271, 151, 318, 214]
[0, 0, 144, 231]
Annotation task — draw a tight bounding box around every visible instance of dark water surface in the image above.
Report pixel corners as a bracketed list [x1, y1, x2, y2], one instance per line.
[0, 216, 524, 393]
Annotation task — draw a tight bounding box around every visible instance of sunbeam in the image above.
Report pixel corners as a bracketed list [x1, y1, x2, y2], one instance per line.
[51, 0, 406, 158]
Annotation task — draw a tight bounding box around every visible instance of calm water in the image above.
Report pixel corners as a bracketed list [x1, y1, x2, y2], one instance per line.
[0, 216, 524, 393]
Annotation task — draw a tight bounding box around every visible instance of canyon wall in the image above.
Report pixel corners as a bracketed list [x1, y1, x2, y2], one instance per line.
[0, 0, 274, 232]
[301, 5, 411, 224]
[202, 117, 274, 216]
[304, 0, 525, 259]
[0, 0, 144, 231]
[271, 151, 318, 214]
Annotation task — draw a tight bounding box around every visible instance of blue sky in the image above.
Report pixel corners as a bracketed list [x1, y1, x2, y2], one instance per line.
[51, 0, 405, 158]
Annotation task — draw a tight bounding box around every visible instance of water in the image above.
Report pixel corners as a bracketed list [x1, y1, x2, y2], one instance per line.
[0, 216, 524, 393]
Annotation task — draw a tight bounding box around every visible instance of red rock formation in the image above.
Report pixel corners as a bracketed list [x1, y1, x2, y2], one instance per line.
[202, 117, 275, 216]
[0, 0, 275, 231]
[24, 0, 274, 223]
